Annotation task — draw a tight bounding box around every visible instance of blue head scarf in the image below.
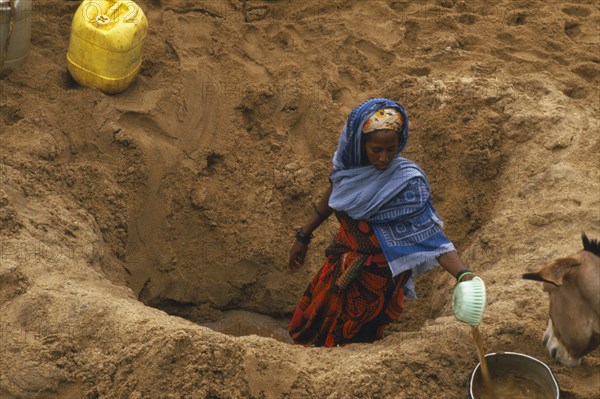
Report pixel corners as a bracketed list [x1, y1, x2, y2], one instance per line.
[328, 98, 456, 299]
[332, 98, 409, 171]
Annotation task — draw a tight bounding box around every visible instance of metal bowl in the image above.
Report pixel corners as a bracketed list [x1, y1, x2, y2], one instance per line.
[469, 352, 559, 399]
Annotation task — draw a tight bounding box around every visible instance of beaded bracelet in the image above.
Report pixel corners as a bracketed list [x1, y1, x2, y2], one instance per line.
[456, 270, 476, 283]
[295, 229, 314, 245]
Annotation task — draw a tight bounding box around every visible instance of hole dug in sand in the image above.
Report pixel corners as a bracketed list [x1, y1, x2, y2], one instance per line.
[200, 309, 292, 344]
[116, 78, 511, 344]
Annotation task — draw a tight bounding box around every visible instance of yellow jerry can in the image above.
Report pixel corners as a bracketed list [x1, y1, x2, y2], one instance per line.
[66, 0, 148, 94]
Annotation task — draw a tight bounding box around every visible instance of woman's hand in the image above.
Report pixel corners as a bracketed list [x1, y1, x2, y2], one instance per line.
[288, 240, 308, 271]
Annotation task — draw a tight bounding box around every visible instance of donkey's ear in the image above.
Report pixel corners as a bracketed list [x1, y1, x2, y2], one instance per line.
[522, 272, 546, 282]
[524, 257, 580, 286]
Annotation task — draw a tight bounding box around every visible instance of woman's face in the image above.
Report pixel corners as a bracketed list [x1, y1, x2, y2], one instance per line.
[364, 129, 399, 170]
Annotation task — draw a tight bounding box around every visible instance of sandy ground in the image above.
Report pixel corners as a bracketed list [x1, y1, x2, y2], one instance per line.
[1, 0, 599, 398]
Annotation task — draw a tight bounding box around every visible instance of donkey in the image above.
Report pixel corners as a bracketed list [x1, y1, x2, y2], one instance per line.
[522, 234, 600, 366]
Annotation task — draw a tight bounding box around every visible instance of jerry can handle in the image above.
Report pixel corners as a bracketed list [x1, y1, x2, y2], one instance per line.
[94, 1, 141, 26]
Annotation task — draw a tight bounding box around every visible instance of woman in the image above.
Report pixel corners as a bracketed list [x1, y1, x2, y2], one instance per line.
[288, 98, 476, 347]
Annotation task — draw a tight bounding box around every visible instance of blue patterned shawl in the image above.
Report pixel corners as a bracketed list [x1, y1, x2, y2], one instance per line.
[328, 98, 455, 299]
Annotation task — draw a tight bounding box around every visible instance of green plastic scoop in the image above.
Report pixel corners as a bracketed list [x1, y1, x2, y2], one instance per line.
[452, 276, 486, 327]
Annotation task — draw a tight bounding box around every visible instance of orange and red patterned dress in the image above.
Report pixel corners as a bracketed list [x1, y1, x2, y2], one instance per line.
[289, 211, 410, 347]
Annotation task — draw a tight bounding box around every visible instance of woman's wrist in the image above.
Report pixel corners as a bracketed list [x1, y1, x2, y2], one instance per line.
[295, 229, 314, 245]
[296, 186, 332, 246]
[456, 269, 476, 283]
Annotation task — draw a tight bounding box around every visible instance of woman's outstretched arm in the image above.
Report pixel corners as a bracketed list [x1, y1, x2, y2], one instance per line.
[437, 251, 475, 282]
[288, 182, 334, 271]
